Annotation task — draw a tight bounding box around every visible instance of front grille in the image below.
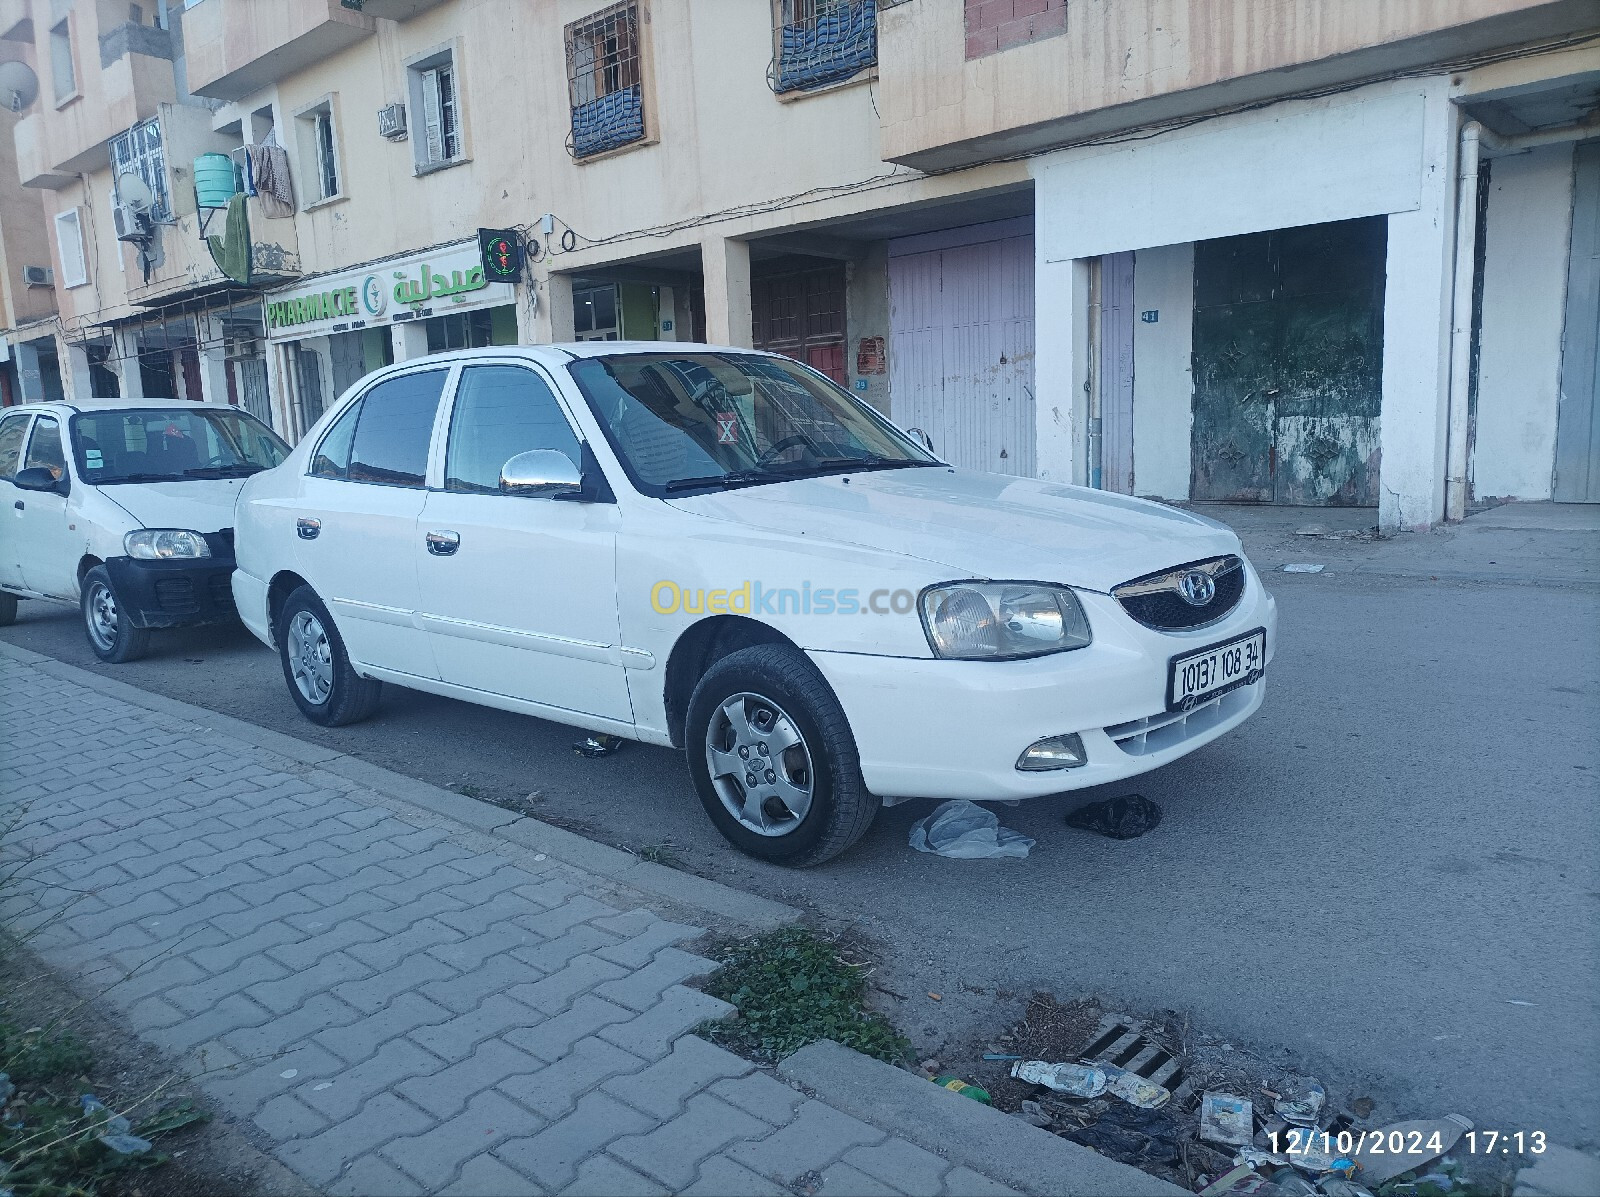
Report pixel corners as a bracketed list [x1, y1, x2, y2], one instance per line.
[154, 577, 199, 614]
[1113, 555, 1244, 630]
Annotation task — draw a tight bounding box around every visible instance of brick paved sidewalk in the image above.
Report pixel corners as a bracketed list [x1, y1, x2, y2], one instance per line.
[0, 646, 1180, 1197]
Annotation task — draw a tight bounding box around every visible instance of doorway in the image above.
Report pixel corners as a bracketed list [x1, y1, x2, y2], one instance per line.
[1191, 216, 1386, 505]
[1555, 142, 1600, 502]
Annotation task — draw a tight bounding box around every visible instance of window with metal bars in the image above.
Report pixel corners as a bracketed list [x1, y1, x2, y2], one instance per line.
[771, 0, 876, 94]
[408, 52, 462, 171]
[565, 2, 645, 158]
[110, 118, 172, 222]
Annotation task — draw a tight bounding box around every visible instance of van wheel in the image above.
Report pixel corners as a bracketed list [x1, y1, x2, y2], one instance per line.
[0, 591, 17, 627]
[81, 567, 151, 663]
[686, 644, 879, 867]
[277, 586, 382, 726]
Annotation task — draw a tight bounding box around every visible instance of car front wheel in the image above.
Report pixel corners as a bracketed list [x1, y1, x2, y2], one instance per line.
[685, 644, 879, 867]
[276, 586, 382, 726]
[81, 566, 150, 663]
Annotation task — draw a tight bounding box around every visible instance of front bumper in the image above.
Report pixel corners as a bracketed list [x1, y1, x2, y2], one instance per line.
[808, 572, 1277, 802]
[104, 555, 238, 630]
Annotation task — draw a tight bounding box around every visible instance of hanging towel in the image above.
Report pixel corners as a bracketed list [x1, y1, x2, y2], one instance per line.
[207, 193, 252, 284]
[248, 144, 295, 219]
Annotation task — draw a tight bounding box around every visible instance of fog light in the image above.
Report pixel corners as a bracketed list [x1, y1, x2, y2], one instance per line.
[1016, 733, 1087, 772]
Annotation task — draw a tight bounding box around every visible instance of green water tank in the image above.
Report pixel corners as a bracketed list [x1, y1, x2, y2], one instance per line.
[193, 152, 240, 209]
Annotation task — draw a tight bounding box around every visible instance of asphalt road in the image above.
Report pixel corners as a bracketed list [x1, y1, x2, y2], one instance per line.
[5, 546, 1597, 1146]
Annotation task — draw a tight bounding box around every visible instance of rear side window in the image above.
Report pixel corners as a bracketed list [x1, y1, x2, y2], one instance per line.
[24, 415, 66, 480]
[445, 365, 582, 494]
[347, 371, 448, 487]
[0, 413, 28, 478]
[310, 399, 363, 479]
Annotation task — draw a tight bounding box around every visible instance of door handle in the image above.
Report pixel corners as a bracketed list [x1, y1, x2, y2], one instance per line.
[426, 530, 460, 557]
[12, 501, 21, 511]
[296, 517, 321, 540]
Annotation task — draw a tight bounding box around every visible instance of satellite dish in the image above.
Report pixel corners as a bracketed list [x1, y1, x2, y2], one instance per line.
[0, 61, 38, 113]
[116, 171, 155, 214]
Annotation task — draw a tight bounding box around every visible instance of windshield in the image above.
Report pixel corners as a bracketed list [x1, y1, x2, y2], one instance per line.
[70, 408, 290, 485]
[567, 353, 940, 496]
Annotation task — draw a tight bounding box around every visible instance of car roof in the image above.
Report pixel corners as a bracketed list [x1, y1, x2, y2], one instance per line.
[372, 342, 786, 370]
[3, 398, 240, 416]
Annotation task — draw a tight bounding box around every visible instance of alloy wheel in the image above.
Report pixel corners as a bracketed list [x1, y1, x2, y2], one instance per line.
[286, 610, 334, 706]
[705, 692, 815, 836]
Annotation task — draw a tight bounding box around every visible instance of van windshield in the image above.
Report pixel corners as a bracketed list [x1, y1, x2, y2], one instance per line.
[567, 352, 939, 496]
[70, 408, 290, 484]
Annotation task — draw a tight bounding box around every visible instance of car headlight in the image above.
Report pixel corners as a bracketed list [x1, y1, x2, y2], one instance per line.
[124, 529, 211, 560]
[919, 582, 1092, 660]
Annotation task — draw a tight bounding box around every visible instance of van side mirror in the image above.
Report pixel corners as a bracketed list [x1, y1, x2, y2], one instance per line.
[500, 450, 583, 499]
[13, 467, 67, 495]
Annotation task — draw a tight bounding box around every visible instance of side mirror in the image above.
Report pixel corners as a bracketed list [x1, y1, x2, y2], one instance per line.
[905, 426, 935, 453]
[500, 450, 584, 499]
[13, 467, 67, 495]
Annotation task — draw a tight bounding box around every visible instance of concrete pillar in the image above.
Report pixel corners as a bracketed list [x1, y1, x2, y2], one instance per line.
[656, 285, 678, 341]
[527, 272, 575, 344]
[112, 328, 145, 398]
[1378, 91, 1457, 533]
[59, 338, 95, 402]
[1033, 255, 1093, 485]
[14, 340, 47, 403]
[196, 314, 232, 407]
[701, 235, 753, 348]
[391, 320, 430, 362]
[267, 342, 300, 441]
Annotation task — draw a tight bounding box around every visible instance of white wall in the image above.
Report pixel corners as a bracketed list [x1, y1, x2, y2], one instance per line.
[1130, 242, 1194, 499]
[1472, 143, 1575, 499]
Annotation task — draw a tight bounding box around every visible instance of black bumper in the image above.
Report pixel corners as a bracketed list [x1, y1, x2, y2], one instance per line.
[104, 555, 238, 630]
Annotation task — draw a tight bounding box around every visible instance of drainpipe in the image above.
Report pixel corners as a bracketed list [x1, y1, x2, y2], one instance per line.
[1444, 121, 1481, 523]
[1086, 258, 1103, 490]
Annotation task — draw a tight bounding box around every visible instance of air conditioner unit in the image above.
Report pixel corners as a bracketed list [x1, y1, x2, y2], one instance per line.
[378, 103, 408, 141]
[112, 203, 150, 243]
[21, 265, 53, 287]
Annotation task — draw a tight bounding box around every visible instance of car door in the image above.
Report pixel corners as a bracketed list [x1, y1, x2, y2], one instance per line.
[15, 414, 79, 599]
[292, 368, 451, 680]
[0, 411, 34, 589]
[416, 362, 632, 721]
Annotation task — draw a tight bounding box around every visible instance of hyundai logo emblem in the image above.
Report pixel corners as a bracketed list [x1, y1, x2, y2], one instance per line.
[1177, 570, 1216, 606]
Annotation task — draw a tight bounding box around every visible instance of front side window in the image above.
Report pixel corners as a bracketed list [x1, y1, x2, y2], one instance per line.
[70, 409, 289, 484]
[346, 371, 448, 487]
[565, 3, 644, 158]
[24, 416, 66, 480]
[0, 413, 31, 478]
[772, 0, 877, 94]
[568, 352, 937, 496]
[445, 366, 582, 494]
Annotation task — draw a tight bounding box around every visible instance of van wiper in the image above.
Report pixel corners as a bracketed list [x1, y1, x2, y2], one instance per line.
[663, 469, 778, 493]
[183, 464, 264, 478]
[99, 472, 185, 484]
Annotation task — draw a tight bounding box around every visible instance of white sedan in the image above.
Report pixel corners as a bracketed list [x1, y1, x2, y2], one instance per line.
[233, 345, 1275, 865]
[0, 399, 289, 661]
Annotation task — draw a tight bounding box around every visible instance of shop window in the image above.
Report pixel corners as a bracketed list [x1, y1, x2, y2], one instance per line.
[296, 101, 341, 204]
[445, 366, 583, 494]
[573, 284, 619, 341]
[770, 0, 876, 94]
[50, 19, 75, 103]
[425, 309, 495, 353]
[408, 50, 462, 172]
[54, 209, 88, 288]
[111, 118, 172, 223]
[565, 3, 644, 159]
[346, 370, 448, 487]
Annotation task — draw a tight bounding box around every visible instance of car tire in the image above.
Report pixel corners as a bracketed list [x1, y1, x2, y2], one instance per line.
[81, 566, 151, 664]
[0, 590, 17, 627]
[276, 585, 382, 726]
[686, 644, 879, 867]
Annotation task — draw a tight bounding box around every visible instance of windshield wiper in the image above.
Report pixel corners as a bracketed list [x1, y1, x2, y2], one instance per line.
[182, 464, 264, 478]
[663, 469, 779, 493]
[763, 455, 937, 478]
[98, 472, 185, 484]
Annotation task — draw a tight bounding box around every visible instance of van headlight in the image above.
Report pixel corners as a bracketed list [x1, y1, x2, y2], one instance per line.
[124, 530, 211, 560]
[919, 582, 1092, 660]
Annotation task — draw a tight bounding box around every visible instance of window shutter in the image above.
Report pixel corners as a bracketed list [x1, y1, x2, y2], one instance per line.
[421, 68, 444, 163]
[54, 208, 87, 288]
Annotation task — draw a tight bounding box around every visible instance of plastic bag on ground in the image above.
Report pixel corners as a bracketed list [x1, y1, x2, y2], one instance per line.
[909, 800, 1035, 859]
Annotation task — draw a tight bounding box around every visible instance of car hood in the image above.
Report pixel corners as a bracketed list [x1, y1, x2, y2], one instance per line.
[664, 468, 1241, 593]
[100, 478, 245, 534]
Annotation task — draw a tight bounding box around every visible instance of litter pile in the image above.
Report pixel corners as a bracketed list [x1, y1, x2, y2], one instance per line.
[943, 997, 1494, 1197]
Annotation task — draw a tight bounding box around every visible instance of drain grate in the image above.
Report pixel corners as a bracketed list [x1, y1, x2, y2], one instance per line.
[1078, 1015, 1194, 1108]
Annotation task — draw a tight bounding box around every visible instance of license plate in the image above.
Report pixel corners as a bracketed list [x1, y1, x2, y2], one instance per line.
[1167, 628, 1266, 711]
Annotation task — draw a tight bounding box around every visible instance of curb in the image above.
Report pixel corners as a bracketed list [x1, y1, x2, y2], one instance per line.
[0, 639, 798, 931]
[781, 1041, 1190, 1197]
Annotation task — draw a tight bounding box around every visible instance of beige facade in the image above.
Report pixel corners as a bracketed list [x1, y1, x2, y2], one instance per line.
[1, 0, 1596, 519]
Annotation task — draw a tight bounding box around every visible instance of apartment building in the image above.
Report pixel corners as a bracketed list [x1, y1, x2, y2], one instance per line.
[0, 0, 1595, 529]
